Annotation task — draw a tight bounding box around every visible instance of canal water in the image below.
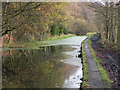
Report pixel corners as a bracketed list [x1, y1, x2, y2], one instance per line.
[2, 36, 87, 88]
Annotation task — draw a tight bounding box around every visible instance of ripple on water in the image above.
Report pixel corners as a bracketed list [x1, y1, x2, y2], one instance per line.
[60, 45, 83, 88]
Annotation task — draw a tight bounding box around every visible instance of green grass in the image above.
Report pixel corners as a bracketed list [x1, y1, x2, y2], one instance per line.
[81, 38, 89, 88]
[86, 32, 97, 36]
[46, 34, 75, 40]
[87, 34, 112, 88]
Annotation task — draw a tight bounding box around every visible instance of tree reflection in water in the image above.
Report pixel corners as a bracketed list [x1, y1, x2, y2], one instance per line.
[2, 45, 74, 88]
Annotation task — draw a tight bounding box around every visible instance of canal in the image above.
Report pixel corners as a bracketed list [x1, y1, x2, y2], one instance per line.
[2, 36, 87, 88]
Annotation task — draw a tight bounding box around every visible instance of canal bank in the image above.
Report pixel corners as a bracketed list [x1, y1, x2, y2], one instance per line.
[81, 35, 112, 88]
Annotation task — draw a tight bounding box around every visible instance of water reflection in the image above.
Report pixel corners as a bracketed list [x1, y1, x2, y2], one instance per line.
[2, 36, 87, 88]
[2, 45, 82, 88]
[40, 36, 87, 47]
[61, 46, 83, 88]
[63, 67, 82, 88]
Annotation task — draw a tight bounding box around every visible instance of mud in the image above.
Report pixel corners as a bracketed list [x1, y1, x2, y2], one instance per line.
[91, 34, 120, 89]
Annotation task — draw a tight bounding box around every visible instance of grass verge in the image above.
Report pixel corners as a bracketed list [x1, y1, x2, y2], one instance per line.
[46, 34, 75, 40]
[87, 34, 112, 88]
[81, 38, 89, 88]
[86, 32, 97, 36]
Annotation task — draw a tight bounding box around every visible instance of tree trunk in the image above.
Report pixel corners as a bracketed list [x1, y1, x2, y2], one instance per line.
[117, 5, 120, 44]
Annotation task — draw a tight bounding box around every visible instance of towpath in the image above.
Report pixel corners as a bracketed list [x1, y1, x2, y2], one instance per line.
[83, 36, 104, 88]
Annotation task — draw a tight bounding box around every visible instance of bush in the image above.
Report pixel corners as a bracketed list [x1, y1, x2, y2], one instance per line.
[59, 27, 63, 35]
[50, 24, 57, 36]
[63, 28, 68, 34]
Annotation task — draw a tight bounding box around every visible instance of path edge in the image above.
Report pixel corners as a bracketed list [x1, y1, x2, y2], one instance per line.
[81, 34, 112, 89]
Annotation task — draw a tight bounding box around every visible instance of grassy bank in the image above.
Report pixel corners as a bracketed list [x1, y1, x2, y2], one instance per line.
[81, 38, 89, 88]
[4, 34, 75, 49]
[46, 34, 75, 40]
[88, 34, 112, 88]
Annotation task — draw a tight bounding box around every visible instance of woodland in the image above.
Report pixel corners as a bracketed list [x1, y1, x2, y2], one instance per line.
[1, 2, 120, 48]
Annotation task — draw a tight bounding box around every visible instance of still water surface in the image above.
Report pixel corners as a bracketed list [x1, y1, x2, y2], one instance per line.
[2, 36, 87, 88]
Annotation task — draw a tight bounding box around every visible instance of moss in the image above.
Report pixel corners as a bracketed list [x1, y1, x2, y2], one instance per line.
[87, 34, 112, 88]
[81, 38, 89, 88]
